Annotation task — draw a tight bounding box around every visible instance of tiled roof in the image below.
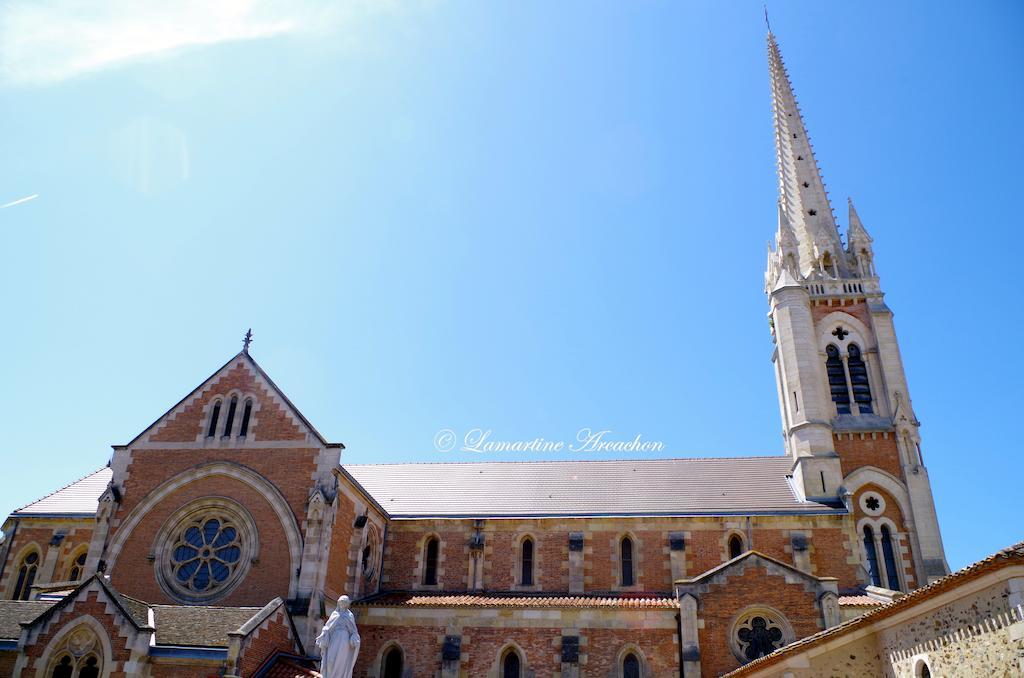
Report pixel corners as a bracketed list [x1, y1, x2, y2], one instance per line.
[152, 605, 266, 647]
[837, 594, 884, 607]
[723, 541, 1024, 677]
[254, 653, 321, 678]
[356, 592, 679, 609]
[343, 456, 838, 518]
[0, 600, 55, 639]
[12, 467, 112, 517]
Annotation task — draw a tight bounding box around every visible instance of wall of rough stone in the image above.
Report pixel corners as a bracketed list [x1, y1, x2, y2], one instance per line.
[880, 579, 1024, 677]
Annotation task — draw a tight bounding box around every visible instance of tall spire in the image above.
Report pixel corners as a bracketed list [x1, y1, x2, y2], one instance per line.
[767, 32, 845, 277]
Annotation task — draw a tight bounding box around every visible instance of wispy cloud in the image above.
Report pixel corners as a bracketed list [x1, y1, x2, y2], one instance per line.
[0, 1, 335, 86]
[1, 194, 39, 209]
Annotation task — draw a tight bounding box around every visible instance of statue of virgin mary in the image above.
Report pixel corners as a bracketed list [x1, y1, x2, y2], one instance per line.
[315, 595, 361, 678]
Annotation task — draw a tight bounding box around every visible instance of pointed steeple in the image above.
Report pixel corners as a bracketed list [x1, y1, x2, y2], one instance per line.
[846, 198, 875, 277]
[767, 32, 846, 277]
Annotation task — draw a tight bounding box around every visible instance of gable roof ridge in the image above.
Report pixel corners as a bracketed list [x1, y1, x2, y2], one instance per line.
[678, 550, 835, 586]
[343, 455, 792, 468]
[121, 351, 336, 448]
[13, 466, 110, 514]
[231, 597, 285, 637]
[23, 575, 152, 633]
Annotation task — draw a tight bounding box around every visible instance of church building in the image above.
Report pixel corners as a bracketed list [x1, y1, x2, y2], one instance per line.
[0, 31, 954, 677]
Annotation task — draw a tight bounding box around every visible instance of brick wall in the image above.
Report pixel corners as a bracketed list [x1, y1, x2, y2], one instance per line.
[696, 561, 824, 677]
[353, 611, 680, 677]
[109, 475, 294, 605]
[0, 520, 94, 597]
[148, 362, 305, 443]
[835, 432, 903, 479]
[20, 591, 133, 678]
[237, 607, 299, 677]
[380, 516, 863, 595]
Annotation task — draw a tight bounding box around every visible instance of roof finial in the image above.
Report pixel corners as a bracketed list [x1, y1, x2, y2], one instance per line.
[243, 328, 253, 353]
[764, 5, 771, 33]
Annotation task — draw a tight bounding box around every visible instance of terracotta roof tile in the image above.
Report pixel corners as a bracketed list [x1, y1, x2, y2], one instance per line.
[356, 592, 678, 609]
[837, 595, 884, 607]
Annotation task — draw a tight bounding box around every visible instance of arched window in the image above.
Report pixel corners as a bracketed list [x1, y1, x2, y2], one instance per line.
[207, 400, 222, 437]
[423, 537, 439, 585]
[13, 550, 39, 600]
[623, 652, 641, 678]
[68, 551, 87, 581]
[223, 396, 238, 437]
[239, 399, 253, 437]
[825, 345, 851, 414]
[382, 646, 403, 678]
[51, 655, 73, 678]
[521, 538, 534, 586]
[620, 537, 634, 586]
[863, 525, 881, 587]
[502, 649, 521, 678]
[880, 525, 901, 591]
[847, 345, 873, 414]
[729, 534, 744, 559]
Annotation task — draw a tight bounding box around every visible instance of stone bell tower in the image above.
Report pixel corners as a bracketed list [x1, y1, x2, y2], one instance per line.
[763, 32, 948, 587]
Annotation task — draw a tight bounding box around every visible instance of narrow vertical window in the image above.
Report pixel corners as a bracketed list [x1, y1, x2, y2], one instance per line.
[863, 525, 881, 586]
[222, 396, 238, 437]
[207, 401, 222, 437]
[825, 344, 851, 414]
[423, 537, 439, 585]
[239, 399, 253, 437]
[52, 655, 73, 678]
[620, 536, 634, 586]
[521, 537, 534, 586]
[847, 345, 873, 414]
[502, 651, 521, 678]
[623, 653, 641, 678]
[382, 647, 403, 678]
[69, 552, 87, 581]
[880, 525, 901, 591]
[729, 534, 744, 559]
[78, 657, 100, 678]
[13, 551, 39, 600]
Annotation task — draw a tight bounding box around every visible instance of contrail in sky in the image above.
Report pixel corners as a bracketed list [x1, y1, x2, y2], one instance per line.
[1, 194, 39, 208]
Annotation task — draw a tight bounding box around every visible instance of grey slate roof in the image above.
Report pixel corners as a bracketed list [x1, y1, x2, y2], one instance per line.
[343, 456, 838, 518]
[13, 456, 840, 521]
[152, 605, 266, 647]
[0, 600, 55, 639]
[12, 467, 112, 517]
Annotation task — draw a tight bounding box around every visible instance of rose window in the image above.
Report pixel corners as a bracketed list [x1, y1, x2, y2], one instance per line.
[170, 517, 243, 594]
[735, 614, 786, 661]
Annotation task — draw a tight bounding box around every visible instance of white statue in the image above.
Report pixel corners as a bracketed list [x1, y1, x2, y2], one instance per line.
[316, 595, 361, 678]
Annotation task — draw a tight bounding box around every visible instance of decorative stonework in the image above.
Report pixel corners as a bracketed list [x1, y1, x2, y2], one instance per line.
[730, 607, 794, 663]
[154, 499, 258, 603]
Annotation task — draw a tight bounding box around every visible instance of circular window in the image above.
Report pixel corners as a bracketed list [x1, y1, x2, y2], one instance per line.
[730, 608, 793, 663]
[155, 500, 257, 603]
[859, 491, 886, 517]
[362, 525, 379, 581]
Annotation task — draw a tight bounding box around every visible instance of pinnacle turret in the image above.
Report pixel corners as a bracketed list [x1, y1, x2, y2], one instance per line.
[767, 32, 847, 278]
[846, 198, 876, 278]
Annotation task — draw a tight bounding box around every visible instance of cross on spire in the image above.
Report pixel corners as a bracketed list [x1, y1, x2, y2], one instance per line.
[243, 328, 253, 353]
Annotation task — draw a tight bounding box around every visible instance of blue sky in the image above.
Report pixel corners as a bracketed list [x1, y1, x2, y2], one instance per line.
[1, 1, 1021, 572]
